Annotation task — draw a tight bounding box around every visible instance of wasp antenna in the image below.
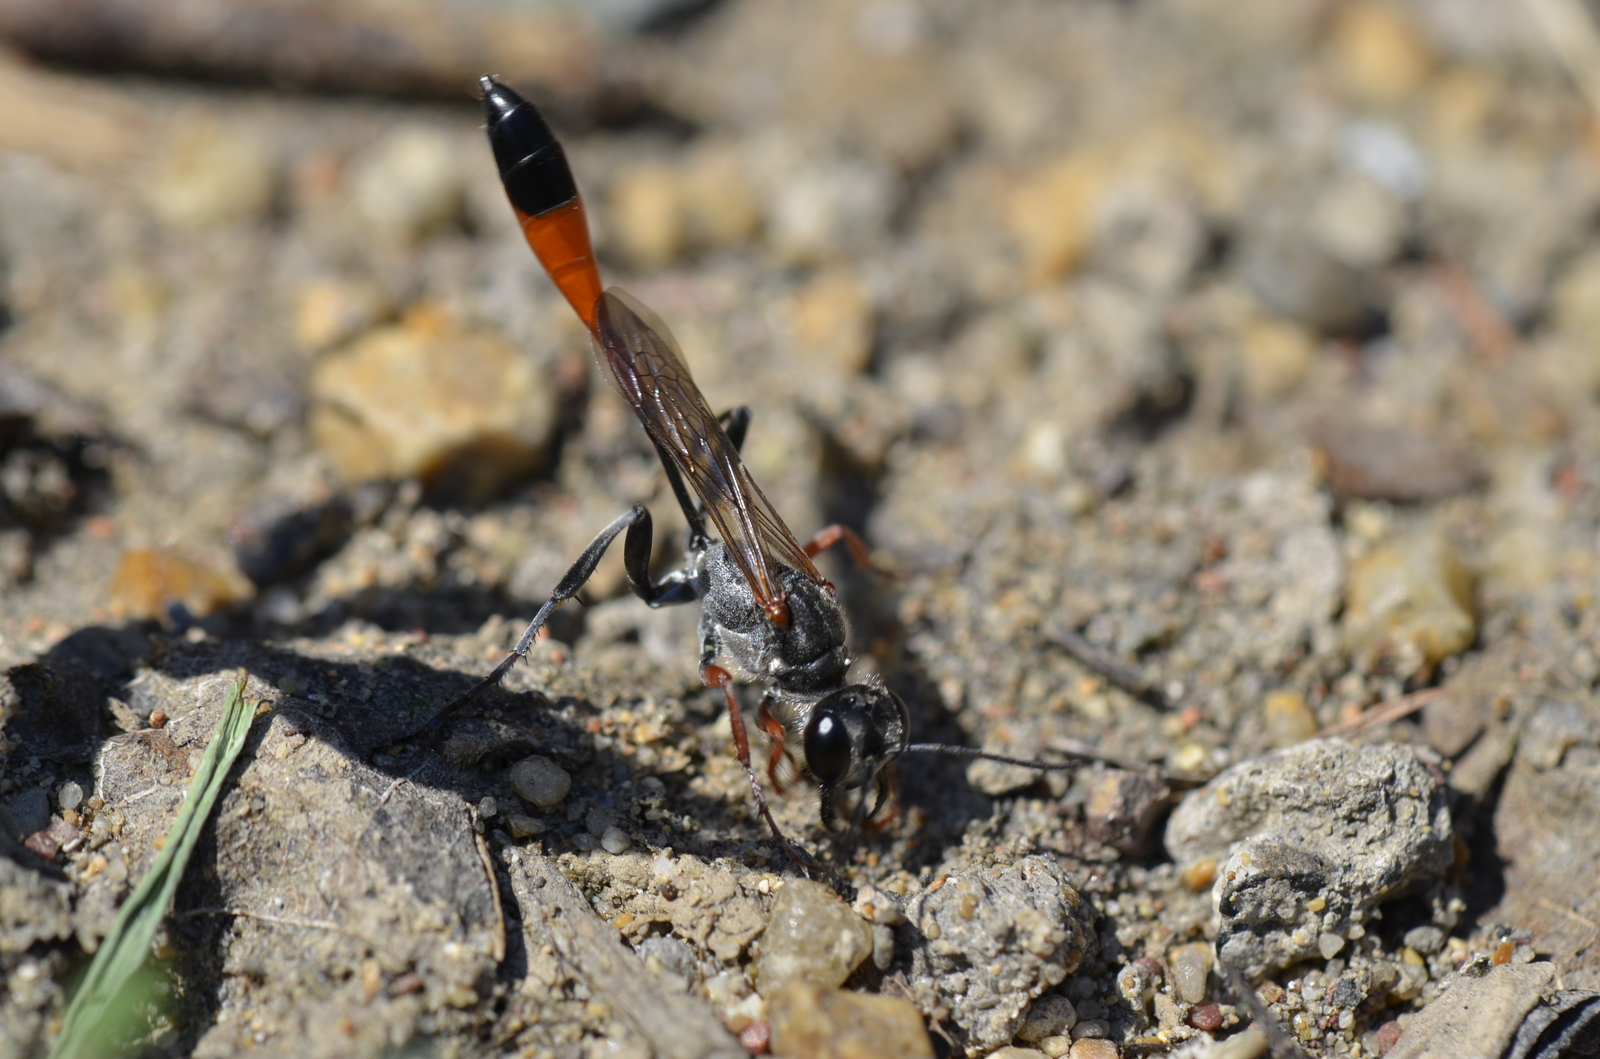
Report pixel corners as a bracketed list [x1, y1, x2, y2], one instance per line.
[481, 75, 603, 330]
[901, 743, 1092, 772]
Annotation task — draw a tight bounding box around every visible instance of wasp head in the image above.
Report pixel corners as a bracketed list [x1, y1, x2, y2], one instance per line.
[802, 681, 909, 830]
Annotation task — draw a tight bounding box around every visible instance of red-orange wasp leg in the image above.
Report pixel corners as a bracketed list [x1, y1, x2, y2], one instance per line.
[701, 663, 824, 879]
[803, 524, 873, 570]
[755, 698, 791, 796]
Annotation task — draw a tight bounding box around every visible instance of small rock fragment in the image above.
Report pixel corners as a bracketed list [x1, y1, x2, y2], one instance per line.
[1317, 423, 1480, 504]
[295, 278, 393, 354]
[509, 756, 571, 808]
[1068, 1041, 1119, 1059]
[906, 856, 1094, 1053]
[1169, 942, 1213, 1004]
[1164, 739, 1453, 977]
[1083, 769, 1171, 856]
[504, 813, 544, 839]
[1261, 691, 1318, 748]
[108, 548, 250, 620]
[1188, 1001, 1224, 1031]
[1345, 530, 1475, 671]
[309, 308, 557, 503]
[601, 826, 631, 854]
[1018, 994, 1078, 1042]
[754, 878, 872, 993]
[767, 982, 935, 1059]
[56, 781, 83, 812]
[1383, 963, 1560, 1059]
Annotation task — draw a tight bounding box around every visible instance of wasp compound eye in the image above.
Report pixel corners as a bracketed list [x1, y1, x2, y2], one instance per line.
[804, 705, 853, 787]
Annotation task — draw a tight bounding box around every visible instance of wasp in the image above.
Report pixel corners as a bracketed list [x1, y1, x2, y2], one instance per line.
[447, 77, 1086, 875]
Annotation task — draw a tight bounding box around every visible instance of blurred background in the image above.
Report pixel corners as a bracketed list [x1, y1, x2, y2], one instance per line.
[3, 0, 1597, 651]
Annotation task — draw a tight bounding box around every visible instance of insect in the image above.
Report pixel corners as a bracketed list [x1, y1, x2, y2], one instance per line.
[449, 76, 1089, 875]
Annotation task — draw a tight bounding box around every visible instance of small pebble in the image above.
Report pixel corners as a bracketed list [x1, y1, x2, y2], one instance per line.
[601, 826, 631, 854]
[1039, 1037, 1073, 1059]
[739, 1021, 771, 1054]
[505, 813, 545, 838]
[1344, 530, 1475, 668]
[309, 309, 557, 503]
[1318, 932, 1346, 959]
[509, 756, 571, 808]
[1018, 994, 1077, 1041]
[1169, 942, 1213, 1004]
[477, 796, 498, 818]
[1068, 1040, 1119, 1059]
[56, 781, 83, 812]
[1261, 691, 1318, 748]
[148, 710, 168, 729]
[1084, 770, 1171, 856]
[1373, 1020, 1403, 1055]
[1178, 857, 1217, 893]
[767, 982, 934, 1059]
[1188, 1001, 1224, 1031]
[1070, 1018, 1110, 1040]
[109, 549, 247, 621]
[755, 878, 872, 993]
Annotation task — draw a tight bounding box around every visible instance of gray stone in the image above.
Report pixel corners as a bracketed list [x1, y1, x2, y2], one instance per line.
[510, 755, 572, 808]
[1386, 963, 1554, 1059]
[1165, 739, 1453, 978]
[905, 856, 1094, 1054]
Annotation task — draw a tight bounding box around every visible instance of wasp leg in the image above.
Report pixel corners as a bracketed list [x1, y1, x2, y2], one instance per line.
[802, 524, 873, 571]
[718, 406, 751, 453]
[755, 695, 791, 796]
[864, 765, 900, 832]
[433, 504, 692, 725]
[701, 663, 828, 881]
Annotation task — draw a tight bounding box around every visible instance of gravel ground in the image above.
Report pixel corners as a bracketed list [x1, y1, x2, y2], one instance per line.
[3, 1, 1600, 1057]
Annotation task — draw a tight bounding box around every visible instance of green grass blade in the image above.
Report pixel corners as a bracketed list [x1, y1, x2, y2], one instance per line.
[48, 674, 259, 1059]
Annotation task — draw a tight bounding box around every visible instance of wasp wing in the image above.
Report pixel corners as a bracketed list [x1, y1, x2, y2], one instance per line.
[593, 288, 826, 621]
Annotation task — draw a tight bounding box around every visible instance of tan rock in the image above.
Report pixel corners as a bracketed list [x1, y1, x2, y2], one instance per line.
[294, 278, 393, 354]
[754, 878, 873, 994]
[309, 307, 557, 502]
[1262, 690, 1318, 747]
[768, 982, 934, 1059]
[1345, 530, 1475, 671]
[109, 548, 251, 619]
[1325, 0, 1435, 105]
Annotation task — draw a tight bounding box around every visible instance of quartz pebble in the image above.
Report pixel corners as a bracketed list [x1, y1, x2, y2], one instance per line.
[1168, 942, 1213, 1004]
[754, 878, 872, 993]
[1068, 1041, 1119, 1059]
[767, 981, 934, 1059]
[600, 826, 631, 854]
[509, 756, 571, 808]
[55, 781, 83, 812]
